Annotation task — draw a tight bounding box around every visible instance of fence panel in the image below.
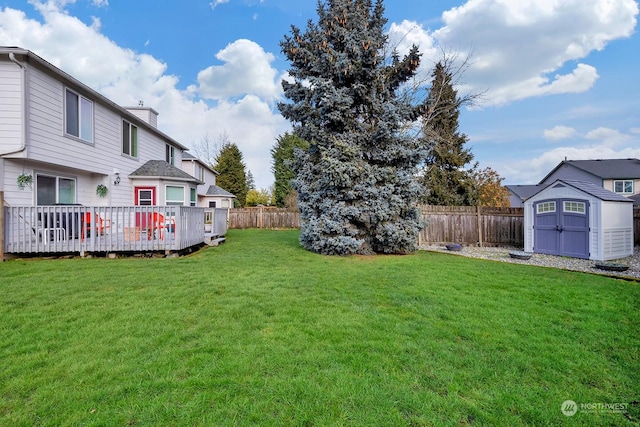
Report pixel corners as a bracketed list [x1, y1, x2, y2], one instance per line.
[228, 208, 300, 229]
[227, 205, 639, 247]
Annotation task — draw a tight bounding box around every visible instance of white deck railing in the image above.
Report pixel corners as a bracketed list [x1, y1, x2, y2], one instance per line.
[3, 206, 227, 255]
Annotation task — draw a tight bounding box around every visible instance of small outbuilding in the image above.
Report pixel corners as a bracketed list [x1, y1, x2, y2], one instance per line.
[524, 180, 634, 261]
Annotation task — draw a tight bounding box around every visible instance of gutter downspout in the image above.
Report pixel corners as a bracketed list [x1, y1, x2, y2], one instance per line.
[2, 53, 27, 155]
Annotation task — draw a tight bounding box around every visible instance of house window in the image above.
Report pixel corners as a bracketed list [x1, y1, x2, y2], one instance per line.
[196, 165, 205, 182]
[208, 201, 217, 208]
[613, 180, 634, 195]
[122, 120, 138, 157]
[536, 201, 555, 214]
[136, 188, 155, 206]
[190, 188, 197, 206]
[166, 145, 175, 165]
[166, 186, 184, 206]
[36, 174, 76, 205]
[564, 201, 585, 214]
[65, 88, 93, 143]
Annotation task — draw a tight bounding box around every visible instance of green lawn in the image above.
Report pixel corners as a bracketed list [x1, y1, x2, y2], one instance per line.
[1, 229, 638, 426]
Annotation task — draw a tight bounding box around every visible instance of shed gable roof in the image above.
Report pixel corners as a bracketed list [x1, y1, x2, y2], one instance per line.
[531, 179, 633, 202]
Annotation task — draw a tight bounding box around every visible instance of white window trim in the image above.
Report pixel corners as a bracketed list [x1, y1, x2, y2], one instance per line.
[613, 180, 634, 195]
[36, 173, 77, 205]
[536, 201, 556, 214]
[166, 185, 185, 206]
[122, 120, 138, 158]
[64, 87, 94, 144]
[563, 201, 586, 214]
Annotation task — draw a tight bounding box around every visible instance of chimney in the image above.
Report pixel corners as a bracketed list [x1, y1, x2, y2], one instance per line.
[125, 105, 159, 128]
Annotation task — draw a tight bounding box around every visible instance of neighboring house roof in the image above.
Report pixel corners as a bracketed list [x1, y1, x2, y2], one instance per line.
[129, 160, 203, 184]
[630, 193, 640, 206]
[182, 152, 219, 175]
[539, 158, 640, 183]
[506, 184, 541, 201]
[530, 180, 634, 203]
[205, 185, 236, 198]
[1, 46, 188, 151]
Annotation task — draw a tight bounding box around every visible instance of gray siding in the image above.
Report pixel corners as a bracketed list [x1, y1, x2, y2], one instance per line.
[540, 164, 602, 187]
[0, 60, 24, 154]
[16, 64, 184, 205]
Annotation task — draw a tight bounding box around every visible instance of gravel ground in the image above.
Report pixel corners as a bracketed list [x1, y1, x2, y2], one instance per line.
[420, 244, 640, 281]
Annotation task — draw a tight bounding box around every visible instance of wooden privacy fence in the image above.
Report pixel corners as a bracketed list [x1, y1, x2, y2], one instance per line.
[228, 205, 640, 247]
[418, 206, 524, 247]
[228, 207, 301, 229]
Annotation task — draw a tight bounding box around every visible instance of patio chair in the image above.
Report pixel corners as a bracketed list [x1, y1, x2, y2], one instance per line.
[148, 212, 175, 240]
[81, 212, 111, 241]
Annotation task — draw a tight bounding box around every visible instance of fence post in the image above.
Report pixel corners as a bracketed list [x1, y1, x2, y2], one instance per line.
[477, 205, 483, 247]
[0, 191, 5, 262]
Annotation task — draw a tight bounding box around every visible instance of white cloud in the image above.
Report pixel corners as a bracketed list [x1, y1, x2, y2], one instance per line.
[432, 0, 638, 106]
[584, 127, 633, 147]
[544, 126, 577, 141]
[0, 3, 288, 189]
[499, 127, 640, 184]
[209, 0, 229, 10]
[196, 39, 282, 102]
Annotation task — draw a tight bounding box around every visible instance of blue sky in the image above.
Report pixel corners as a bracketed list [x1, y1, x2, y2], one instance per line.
[1, 0, 638, 191]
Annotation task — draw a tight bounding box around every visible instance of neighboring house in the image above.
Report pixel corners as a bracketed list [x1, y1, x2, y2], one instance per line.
[506, 185, 540, 208]
[180, 152, 235, 208]
[0, 46, 202, 208]
[539, 158, 640, 197]
[508, 158, 640, 206]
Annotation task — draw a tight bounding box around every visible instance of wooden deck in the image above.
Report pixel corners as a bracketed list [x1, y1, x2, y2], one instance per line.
[3, 205, 228, 256]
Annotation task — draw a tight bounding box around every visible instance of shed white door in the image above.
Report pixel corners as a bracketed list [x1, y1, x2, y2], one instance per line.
[533, 199, 589, 259]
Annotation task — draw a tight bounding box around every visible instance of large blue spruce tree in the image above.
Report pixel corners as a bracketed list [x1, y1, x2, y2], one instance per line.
[279, 0, 426, 255]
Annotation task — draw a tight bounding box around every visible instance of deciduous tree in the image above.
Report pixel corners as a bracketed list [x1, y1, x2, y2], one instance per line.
[473, 167, 511, 207]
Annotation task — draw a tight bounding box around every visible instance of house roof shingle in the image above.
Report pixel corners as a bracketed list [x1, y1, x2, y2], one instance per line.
[130, 160, 203, 183]
[506, 184, 541, 200]
[205, 185, 236, 198]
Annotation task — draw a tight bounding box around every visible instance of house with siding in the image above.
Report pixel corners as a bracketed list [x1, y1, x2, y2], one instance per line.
[0, 47, 230, 257]
[180, 152, 235, 209]
[539, 158, 640, 196]
[0, 46, 201, 207]
[508, 158, 640, 206]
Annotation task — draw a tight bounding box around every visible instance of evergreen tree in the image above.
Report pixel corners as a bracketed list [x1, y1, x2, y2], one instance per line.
[279, 0, 425, 255]
[271, 132, 309, 208]
[246, 170, 256, 190]
[215, 142, 248, 207]
[420, 61, 477, 206]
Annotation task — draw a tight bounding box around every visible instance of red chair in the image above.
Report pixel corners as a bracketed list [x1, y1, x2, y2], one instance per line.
[138, 212, 175, 240]
[81, 212, 111, 241]
[155, 212, 175, 240]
